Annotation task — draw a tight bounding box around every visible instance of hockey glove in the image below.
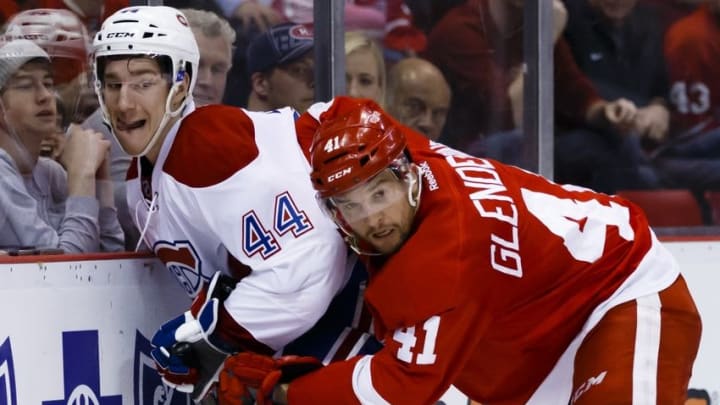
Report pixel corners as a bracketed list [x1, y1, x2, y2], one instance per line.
[151, 271, 238, 400]
[218, 352, 323, 405]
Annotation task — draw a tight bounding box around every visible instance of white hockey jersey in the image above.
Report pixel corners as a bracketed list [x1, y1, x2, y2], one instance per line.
[127, 104, 357, 353]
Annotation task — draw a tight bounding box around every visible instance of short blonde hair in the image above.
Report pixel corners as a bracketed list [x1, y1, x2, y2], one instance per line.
[180, 8, 236, 46]
[344, 31, 386, 106]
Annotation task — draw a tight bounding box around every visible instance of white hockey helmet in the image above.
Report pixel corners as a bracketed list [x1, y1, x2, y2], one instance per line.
[92, 6, 200, 156]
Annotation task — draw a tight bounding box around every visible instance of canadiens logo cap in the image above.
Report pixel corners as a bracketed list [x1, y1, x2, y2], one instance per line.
[246, 22, 314, 74]
[0, 39, 50, 91]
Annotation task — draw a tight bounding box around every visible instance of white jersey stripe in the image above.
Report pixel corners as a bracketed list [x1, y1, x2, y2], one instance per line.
[347, 333, 372, 358]
[322, 327, 351, 365]
[352, 355, 391, 405]
[352, 281, 366, 327]
[632, 293, 661, 405]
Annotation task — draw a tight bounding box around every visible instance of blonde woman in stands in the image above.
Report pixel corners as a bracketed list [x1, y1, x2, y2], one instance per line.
[345, 31, 386, 106]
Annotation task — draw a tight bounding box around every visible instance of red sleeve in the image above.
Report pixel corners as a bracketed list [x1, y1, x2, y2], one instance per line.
[288, 302, 486, 404]
[294, 111, 320, 164]
[164, 105, 259, 187]
[554, 39, 601, 127]
[288, 356, 362, 404]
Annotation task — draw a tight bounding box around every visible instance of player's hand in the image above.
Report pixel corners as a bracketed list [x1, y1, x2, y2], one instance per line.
[218, 353, 323, 405]
[151, 272, 238, 398]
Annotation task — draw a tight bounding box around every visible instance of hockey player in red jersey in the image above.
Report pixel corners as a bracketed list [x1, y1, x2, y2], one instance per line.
[91, 6, 378, 401]
[220, 97, 702, 404]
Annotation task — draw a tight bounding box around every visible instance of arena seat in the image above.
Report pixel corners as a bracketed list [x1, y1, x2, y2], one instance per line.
[704, 191, 720, 225]
[615, 189, 704, 227]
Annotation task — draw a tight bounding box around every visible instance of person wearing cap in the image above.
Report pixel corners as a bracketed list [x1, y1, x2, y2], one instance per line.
[246, 22, 315, 113]
[0, 39, 123, 253]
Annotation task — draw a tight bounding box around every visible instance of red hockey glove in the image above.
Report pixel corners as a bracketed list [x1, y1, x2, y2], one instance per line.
[218, 353, 323, 405]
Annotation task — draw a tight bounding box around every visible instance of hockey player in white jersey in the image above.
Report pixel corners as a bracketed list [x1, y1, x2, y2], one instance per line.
[92, 6, 378, 401]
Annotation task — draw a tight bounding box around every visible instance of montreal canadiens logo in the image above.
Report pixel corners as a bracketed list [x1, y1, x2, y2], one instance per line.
[176, 13, 188, 26]
[154, 240, 203, 296]
[290, 24, 313, 39]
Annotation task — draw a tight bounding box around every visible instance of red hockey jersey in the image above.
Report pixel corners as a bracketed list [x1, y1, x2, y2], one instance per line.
[288, 98, 680, 404]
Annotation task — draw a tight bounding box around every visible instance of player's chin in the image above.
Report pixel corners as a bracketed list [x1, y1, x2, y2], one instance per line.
[368, 233, 404, 255]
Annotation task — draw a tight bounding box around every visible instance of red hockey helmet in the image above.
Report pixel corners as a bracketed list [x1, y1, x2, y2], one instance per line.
[310, 100, 407, 199]
[4, 9, 89, 83]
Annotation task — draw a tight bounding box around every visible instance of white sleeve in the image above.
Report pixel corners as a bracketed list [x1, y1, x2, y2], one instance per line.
[305, 99, 337, 121]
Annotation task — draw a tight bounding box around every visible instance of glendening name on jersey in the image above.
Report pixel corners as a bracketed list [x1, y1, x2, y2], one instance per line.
[428, 142, 521, 277]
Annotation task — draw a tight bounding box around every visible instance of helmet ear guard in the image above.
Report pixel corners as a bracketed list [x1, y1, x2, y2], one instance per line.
[175, 68, 186, 82]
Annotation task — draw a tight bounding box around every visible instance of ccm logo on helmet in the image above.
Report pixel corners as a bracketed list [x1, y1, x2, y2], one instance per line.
[328, 167, 352, 182]
[18, 34, 50, 40]
[106, 32, 134, 38]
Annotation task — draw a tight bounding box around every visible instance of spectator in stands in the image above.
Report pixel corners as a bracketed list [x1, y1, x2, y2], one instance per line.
[39, 94, 69, 161]
[657, 0, 720, 190]
[386, 56, 450, 140]
[557, 0, 668, 192]
[4, 8, 98, 124]
[181, 8, 235, 106]
[245, 22, 315, 113]
[424, 0, 653, 193]
[0, 39, 123, 252]
[345, 31, 386, 106]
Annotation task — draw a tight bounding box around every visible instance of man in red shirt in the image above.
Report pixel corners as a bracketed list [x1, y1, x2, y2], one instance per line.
[657, 1, 720, 190]
[219, 97, 701, 404]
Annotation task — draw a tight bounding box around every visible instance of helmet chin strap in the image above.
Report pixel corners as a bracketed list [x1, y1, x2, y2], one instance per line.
[135, 81, 186, 157]
[99, 78, 189, 158]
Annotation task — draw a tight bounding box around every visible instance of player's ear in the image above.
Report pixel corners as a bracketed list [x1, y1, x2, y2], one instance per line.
[171, 73, 191, 109]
